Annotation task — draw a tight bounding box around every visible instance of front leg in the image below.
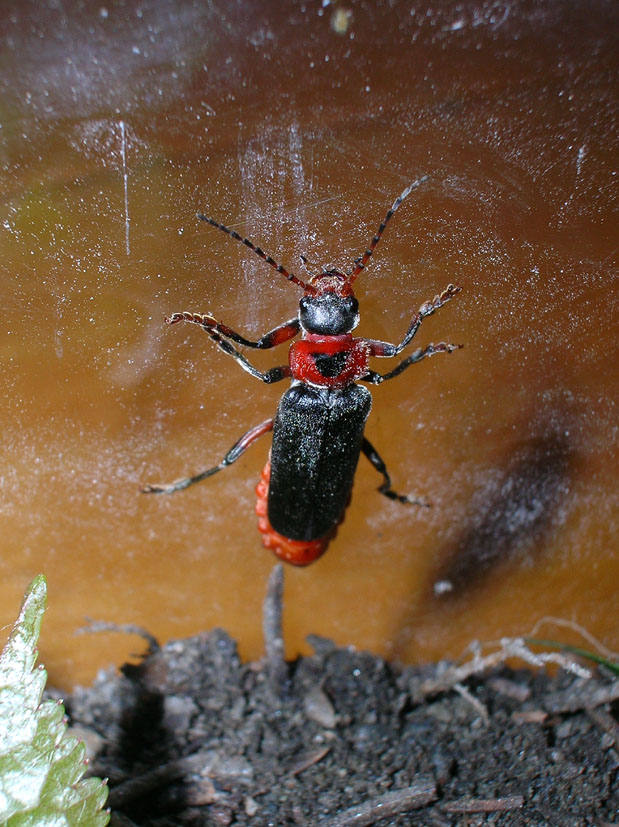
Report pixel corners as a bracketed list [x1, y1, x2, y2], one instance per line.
[368, 283, 461, 357]
[362, 341, 462, 384]
[168, 315, 292, 383]
[167, 312, 300, 349]
[207, 330, 292, 383]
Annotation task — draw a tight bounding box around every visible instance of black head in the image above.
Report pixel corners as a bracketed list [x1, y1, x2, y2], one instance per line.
[299, 270, 359, 335]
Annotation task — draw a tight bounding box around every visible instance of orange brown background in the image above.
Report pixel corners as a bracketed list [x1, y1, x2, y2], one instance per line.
[0, 0, 617, 689]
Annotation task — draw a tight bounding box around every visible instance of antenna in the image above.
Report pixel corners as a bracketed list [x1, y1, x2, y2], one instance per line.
[348, 175, 429, 284]
[197, 213, 313, 292]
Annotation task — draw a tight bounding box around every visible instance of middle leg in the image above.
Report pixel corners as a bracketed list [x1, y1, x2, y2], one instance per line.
[362, 341, 462, 385]
[362, 437, 430, 507]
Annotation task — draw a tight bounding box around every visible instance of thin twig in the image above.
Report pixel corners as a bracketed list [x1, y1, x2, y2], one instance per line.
[289, 745, 332, 777]
[529, 616, 618, 661]
[511, 709, 548, 724]
[317, 777, 437, 826]
[107, 753, 205, 808]
[418, 636, 591, 697]
[487, 676, 531, 702]
[443, 795, 524, 813]
[77, 619, 160, 655]
[525, 637, 619, 674]
[454, 682, 489, 725]
[263, 563, 288, 696]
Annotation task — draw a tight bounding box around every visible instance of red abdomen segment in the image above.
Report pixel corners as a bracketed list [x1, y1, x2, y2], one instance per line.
[256, 460, 340, 566]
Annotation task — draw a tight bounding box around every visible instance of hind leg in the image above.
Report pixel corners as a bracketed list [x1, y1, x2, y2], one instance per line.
[143, 419, 273, 494]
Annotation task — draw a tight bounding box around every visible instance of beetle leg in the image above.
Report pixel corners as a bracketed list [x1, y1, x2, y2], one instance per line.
[362, 438, 431, 507]
[368, 284, 461, 357]
[362, 341, 462, 384]
[215, 334, 292, 382]
[166, 312, 301, 349]
[142, 418, 274, 494]
[185, 325, 292, 383]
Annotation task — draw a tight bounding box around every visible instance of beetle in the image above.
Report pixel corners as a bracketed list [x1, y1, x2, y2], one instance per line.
[143, 176, 461, 565]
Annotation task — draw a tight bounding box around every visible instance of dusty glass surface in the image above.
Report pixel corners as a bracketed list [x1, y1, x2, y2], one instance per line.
[0, 0, 616, 687]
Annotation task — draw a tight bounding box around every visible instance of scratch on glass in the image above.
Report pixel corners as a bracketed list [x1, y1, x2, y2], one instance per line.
[120, 120, 130, 256]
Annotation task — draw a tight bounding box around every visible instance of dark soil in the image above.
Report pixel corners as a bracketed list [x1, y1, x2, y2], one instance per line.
[64, 567, 618, 827]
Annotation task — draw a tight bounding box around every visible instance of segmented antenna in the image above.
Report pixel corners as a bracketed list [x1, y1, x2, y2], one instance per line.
[197, 213, 312, 292]
[299, 253, 319, 278]
[348, 175, 429, 284]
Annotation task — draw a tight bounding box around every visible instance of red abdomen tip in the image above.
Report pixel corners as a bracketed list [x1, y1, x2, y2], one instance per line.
[255, 461, 335, 566]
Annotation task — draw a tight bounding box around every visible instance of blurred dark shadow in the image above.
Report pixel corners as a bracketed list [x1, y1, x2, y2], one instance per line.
[432, 429, 572, 596]
[392, 420, 575, 659]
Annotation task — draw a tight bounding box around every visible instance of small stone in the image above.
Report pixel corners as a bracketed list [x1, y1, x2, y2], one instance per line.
[244, 796, 259, 816]
[304, 685, 337, 729]
[66, 724, 104, 763]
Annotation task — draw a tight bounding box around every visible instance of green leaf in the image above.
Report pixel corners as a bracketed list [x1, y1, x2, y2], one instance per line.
[0, 576, 109, 826]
